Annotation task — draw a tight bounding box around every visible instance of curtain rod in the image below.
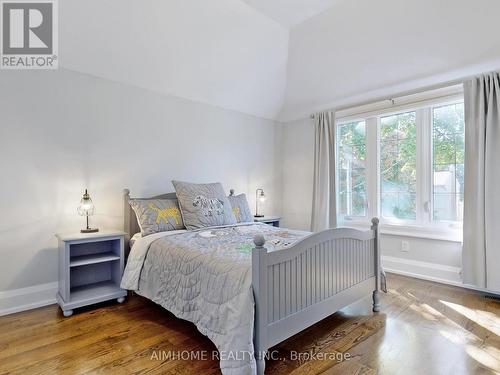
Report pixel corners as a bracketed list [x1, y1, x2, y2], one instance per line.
[308, 72, 490, 119]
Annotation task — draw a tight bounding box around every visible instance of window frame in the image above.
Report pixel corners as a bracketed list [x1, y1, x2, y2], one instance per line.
[429, 102, 465, 229]
[335, 89, 464, 242]
[378, 109, 419, 225]
[335, 119, 370, 222]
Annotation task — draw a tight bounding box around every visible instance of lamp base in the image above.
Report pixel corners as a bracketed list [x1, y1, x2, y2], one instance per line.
[81, 228, 99, 233]
[254, 215, 264, 218]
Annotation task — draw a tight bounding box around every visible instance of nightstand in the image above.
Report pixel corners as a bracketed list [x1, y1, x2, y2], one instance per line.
[55, 230, 127, 317]
[254, 216, 281, 227]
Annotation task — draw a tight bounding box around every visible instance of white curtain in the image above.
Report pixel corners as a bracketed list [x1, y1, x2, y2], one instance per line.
[463, 72, 500, 289]
[311, 111, 337, 232]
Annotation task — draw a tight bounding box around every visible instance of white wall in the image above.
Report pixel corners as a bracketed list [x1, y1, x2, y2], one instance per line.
[280, 0, 500, 121]
[60, 0, 289, 120]
[0, 69, 281, 298]
[279, 120, 314, 231]
[280, 118, 462, 283]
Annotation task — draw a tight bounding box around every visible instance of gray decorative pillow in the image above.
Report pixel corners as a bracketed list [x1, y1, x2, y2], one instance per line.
[228, 193, 253, 223]
[172, 181, 236, 230]
[129, 198, 185, 236]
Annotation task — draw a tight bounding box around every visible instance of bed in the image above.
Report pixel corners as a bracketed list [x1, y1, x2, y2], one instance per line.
[121, 189, 382, 375]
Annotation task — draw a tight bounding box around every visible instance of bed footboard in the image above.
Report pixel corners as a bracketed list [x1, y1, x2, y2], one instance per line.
[252, 218, 380, 374]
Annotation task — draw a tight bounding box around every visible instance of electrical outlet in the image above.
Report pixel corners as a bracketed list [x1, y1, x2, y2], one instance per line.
[401, 240, 410, 252]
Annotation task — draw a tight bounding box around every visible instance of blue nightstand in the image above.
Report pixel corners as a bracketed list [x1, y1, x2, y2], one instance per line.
[254, 216, 281, 227]
[55, 230, 127, 317]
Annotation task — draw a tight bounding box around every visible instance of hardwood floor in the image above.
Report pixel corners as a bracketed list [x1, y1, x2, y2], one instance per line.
[1, 273, 499, 374]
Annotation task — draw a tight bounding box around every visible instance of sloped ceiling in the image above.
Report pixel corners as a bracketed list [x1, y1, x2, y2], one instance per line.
[279, 0, 500, 121]
[60, 0, 500, 122]
[241, 0, 342, 28]
[60, 0, 289, 120]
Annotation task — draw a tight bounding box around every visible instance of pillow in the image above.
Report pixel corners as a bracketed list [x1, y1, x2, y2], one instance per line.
[129, 198, 185, 236]
[172, 180, 237, 230]
[228, 193, 253, 223]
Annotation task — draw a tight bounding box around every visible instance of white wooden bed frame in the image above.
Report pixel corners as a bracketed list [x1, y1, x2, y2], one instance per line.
[123, 189, 381, 374]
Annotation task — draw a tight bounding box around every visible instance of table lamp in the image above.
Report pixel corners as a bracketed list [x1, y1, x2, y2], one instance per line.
[77, 189, 99, 233]
[254, 188, 266, 218]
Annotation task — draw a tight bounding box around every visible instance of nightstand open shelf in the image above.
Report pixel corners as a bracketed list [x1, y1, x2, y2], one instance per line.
[56, 231, 127, 317]
[69, 281, 124, 303]
[70, 252, 121, 267]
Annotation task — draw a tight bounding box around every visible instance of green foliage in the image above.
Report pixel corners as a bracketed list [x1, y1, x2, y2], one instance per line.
[338, 103, 465, 222]
[338, 121, 366, 216]
[432, 103, 465, 221]
[380, 111, 417, 219]
[432, 103, 465, 193]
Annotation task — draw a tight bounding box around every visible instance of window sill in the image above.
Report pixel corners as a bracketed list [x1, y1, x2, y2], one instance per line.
[339, 221, 463, 243]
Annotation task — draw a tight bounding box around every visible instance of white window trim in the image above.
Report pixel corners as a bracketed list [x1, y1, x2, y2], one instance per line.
[336, 86, 464, 242]
[340, 221, 462, 242]
[335, 84, 463, 123]
[336, 120, 368, 222]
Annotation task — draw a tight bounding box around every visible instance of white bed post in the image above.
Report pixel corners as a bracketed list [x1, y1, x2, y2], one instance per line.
[252, 234, 268, 375]
[371, 217, 381, 312]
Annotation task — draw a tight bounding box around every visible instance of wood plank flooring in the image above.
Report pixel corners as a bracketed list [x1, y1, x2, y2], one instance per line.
[1, 273, 499, 374]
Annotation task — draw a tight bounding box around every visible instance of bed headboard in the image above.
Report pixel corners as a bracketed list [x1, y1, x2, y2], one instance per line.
[123, 189, 177, 244]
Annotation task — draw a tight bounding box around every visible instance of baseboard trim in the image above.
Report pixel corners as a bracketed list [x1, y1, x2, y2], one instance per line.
[382, 255, 462, 284]
[0, 282, 58, 316]
[0, 257, 495, 316]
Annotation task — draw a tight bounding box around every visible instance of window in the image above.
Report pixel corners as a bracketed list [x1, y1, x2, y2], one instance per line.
[335, 90, 465, 238]
[432, 103, 465, 222]
[380, 111, 417, 221]
[337, 121, 367, 218]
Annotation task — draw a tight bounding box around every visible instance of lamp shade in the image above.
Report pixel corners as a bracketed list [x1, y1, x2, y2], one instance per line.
[77, 189, 95, 216]
[258, 190, 266, 202]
